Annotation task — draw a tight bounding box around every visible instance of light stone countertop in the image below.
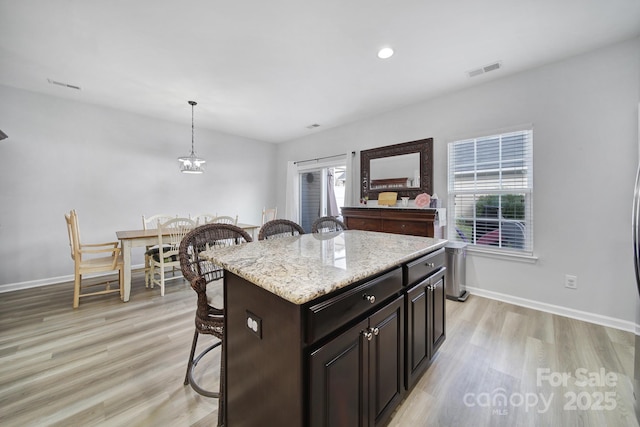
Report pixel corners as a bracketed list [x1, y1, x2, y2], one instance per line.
[201, 230, 447, 305]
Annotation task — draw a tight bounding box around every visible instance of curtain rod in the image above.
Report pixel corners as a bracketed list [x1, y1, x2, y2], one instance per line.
[294, 151, 356, 165]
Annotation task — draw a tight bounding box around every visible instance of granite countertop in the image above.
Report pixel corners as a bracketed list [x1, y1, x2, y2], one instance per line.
[201, 230, 447, 305]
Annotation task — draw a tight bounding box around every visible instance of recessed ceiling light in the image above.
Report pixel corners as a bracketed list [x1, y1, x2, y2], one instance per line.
[377, 47, 394, 59]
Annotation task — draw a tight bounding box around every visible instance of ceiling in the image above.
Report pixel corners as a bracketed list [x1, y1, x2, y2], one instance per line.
[1, 0, 639, 143]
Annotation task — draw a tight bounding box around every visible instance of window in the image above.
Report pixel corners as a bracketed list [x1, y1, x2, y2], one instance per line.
[447, 128, 533, 255]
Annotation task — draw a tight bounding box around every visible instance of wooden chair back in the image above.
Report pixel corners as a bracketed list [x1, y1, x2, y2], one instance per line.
[142, 214, 176, 230]
[191, 213, 216, 226]
[209, 215, 238, 225]
[157, 217, 197, 258]
[261, 207, 277, 225]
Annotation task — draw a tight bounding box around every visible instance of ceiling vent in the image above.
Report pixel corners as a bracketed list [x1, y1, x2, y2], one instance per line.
[47, 78, 81, 90]
[467, 61, 502, 78]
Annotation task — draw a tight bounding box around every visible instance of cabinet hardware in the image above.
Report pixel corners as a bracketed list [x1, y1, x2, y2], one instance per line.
[362, 327, 379, 341]
[363, 294, 376, 304]
[425, 262, 435, 268]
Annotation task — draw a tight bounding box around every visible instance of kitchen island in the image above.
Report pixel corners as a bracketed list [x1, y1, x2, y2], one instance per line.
[203, 230, 447, 426]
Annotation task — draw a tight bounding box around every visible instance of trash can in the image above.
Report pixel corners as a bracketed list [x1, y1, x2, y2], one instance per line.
[445, 242, 468, 302]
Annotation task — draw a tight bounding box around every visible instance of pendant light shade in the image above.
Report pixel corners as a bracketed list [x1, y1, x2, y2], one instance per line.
[178, 100, 206, 174]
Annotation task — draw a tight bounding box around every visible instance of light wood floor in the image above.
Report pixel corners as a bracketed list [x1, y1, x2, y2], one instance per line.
[1, 272, 637, 427]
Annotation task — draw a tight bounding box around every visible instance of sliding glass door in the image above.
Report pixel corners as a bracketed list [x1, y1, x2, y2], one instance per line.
[299, 165, 346, 232]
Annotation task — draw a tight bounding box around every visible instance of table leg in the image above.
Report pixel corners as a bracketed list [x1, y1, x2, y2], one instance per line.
[122, 239, 132, 302]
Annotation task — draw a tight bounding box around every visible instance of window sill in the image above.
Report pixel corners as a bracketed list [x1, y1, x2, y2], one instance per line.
[466, 246, 538, 264]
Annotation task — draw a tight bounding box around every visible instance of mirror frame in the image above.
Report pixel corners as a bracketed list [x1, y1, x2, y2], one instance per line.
[360, 137, 433, 201]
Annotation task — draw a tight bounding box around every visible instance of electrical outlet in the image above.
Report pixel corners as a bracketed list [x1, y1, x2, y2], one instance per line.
[246, 310, 262, 339]
[565, 274, 577, 290]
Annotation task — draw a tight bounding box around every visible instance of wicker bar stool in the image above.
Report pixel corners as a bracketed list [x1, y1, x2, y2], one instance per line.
[179, 223, 252, 426]
[258, 219, 305, 240]
[311, 216, 347, 233]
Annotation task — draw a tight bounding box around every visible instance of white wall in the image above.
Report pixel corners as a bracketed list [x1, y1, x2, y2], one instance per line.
[276, 37, 640, 325]
[0, 84, 277, 288]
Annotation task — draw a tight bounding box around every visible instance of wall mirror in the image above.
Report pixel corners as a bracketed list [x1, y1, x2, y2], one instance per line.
[360, 138, 433, 201]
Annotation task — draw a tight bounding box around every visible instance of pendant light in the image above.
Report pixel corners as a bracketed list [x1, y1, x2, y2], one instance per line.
[178, 100, 206, 174]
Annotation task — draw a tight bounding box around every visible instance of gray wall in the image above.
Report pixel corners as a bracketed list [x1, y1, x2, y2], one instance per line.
[276, 37, 640, 327]
[0, 85, 277, 288]
[2, 37, 638, 328]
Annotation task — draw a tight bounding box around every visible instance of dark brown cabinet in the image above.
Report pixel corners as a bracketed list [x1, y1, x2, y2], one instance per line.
[223, 244, 446, 426]
[405, 267, 446, 389]
[309, 295, 404, 427]
[341, 207, 441, 238]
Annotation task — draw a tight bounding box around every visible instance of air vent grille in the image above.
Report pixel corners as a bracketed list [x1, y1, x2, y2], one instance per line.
[467, 61, 502, 78]
[47, 79, 81, 90]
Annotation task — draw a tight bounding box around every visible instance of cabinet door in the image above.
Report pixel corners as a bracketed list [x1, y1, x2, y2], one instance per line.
[429, 269, 446, 357]
[309, 319, 369, 427]
[405, 278, 429, 389]
[369, 295, 405, 426]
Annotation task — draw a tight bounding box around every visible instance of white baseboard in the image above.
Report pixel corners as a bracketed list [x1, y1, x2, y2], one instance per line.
[2, 273, 638, 333]
[0, 274, 74, 293]
[0, 264, 146, 294]
[466, 286, 637, 333]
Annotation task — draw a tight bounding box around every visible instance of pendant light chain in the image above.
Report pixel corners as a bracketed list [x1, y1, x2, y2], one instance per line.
[191, 101, 195, 155]
[178, 100, 205, 174]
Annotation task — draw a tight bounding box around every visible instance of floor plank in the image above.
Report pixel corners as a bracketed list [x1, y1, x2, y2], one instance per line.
[0, 274, 637, 426]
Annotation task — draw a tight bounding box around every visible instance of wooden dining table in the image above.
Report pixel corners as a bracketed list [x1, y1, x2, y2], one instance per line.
[116, 223, 260, 302]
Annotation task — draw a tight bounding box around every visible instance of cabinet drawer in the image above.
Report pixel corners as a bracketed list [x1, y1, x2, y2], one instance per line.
[346, 217, 382, 231]
[306, 267, 403, 344]
[382, 220, 429, 237]
[403, 248, 445, 286]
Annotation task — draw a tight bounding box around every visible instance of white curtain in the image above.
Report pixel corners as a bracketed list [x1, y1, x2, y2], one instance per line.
[344, 151, 357, 207]
[285, 160, 300, 222]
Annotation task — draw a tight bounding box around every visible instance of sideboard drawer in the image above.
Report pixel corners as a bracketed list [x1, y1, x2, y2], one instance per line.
[383, 220, 429, 236]
[342, 207, 438, 238]
[345, 217, 382, 232]
[305, 267, 403, 344]
[403, 248, 445, 286]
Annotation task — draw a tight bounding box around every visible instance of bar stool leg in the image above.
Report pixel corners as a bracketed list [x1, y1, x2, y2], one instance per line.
[184, 330, 199, 386]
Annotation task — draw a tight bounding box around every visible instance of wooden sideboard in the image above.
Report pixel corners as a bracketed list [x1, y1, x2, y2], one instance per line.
[342, 206, 441, 238]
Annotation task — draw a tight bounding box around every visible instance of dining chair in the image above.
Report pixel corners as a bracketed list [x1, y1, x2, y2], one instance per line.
[191, 213, 216, 225]
[179, 223, 253, 426]
[65, 209, 124, 308]
[311, 216, 348, 233]
[148, 217, 196, 296]
[258, 219, 305, 240]
[209, 215, 238, 225]
[261, 207, 277, 225]
[142, 214, 176, 287]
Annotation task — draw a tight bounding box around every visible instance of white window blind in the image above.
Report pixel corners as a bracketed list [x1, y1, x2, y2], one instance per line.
[447, 129, 533, 255]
